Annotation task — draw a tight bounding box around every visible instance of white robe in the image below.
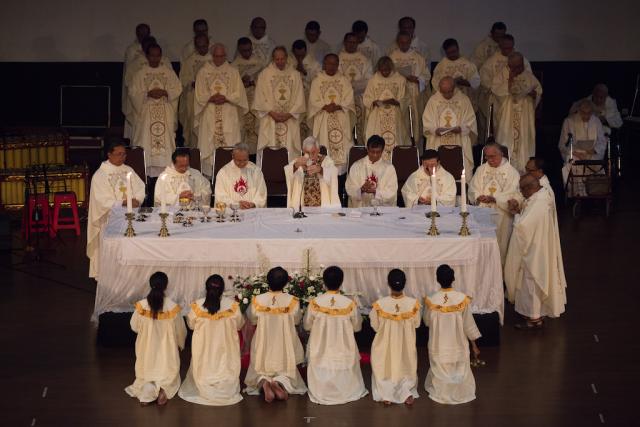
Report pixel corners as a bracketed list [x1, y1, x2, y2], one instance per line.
[122, 41, 144, 137]
[471, 36, 499, 69]
[424, 289, 481, 405]
[386, 36, 431, 64]
[401, 165, 456, 208]
[130, 64, 182, 177]
[253, 63, 306, 159]
[194, 61, 249, 176]
[308, 71, 356, 174]
[389, 48, 431, 141]
[246, 35, 277, 68]
[369, 295, 421, 403]
[306, 37, 332, 63]
[154, 165, 212, 207]
[244, 291, 307, 395]
[303, 292, 368, 405]
[231, 54, 264, 154]
[504, 188, 567, 318]
[431, 57, 480, 111]
[178, 52, 212, 148]
[492, 68, 542, 173]
[125, 298, 187, 403]
[468, 159, 522, 266]
[357, 36, 382, 68]
[363, 71, 408, 160]
[214, 161, 267, 208]
[423, 89, 477, 178]
[570, 95, 623, 132]
[346, 157, 398, 207]
[288, 54, 321, 140]
[87, 161, 145, 279]
[180, 35, 215, 62]
[338, 51, 372, 144]
[178, 297, 245, 406]
[285, 155, 341, 209]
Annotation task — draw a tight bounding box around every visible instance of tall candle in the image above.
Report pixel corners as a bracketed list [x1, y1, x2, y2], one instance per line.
[461, 168, 468, 213]
[160, 175, 167, 214]
[431, 167, 437, 213]
[126, 172, 133, 213]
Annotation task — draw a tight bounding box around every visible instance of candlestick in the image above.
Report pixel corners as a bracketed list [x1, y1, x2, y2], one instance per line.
[160, 175, 167, 214]
[158, 212, 170, 237]
[126, 172, 133, 213]
[426, 211, 440, 236]
[458, 211, 471, 236]
[460, 168, 468, 213]
[431, 167, 438, 213]
[124, 212, 136, 237]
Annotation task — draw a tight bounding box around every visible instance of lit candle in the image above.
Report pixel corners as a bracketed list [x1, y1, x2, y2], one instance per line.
[160, 175, 167, 214]
[126, 172, 133, 213]
[431, 166, 437, 213]
[461, 168, 468, 213]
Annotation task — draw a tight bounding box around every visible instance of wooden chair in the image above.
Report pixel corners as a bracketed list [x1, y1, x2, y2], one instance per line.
[259, 147, 289, 205]
[188, 147, 201, 172]
[347, 146, 368, 173]
[125, 146, 147, 184]
[438, 145, 464, 196]
[391, 146, 420, 207]
[212, 147, 234, 184]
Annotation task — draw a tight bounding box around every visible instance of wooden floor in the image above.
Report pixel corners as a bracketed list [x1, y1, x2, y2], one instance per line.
[1, 177, 639, 427]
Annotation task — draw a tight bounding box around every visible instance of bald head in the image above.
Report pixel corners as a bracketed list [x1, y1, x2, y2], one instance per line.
[519, 174, 541, 199]
[508, 51, 525, 76]
[439, 76, 455, 100]
[211, 43, 227, 66]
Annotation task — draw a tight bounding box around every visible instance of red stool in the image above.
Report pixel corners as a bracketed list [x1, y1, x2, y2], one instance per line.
[52, 192, 81, 236]
[22, 194, 53, 238]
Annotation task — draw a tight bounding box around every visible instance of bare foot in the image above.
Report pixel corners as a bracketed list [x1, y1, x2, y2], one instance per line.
[383, 400, 391, 406]
[404, 396, 415, 406]
[157, 388, 168, 406]
[271, 381, 289, 401]
[260, 380, 275, 403]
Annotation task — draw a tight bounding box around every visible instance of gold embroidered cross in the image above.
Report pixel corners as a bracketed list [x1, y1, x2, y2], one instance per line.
[271, 296, 277, 306]
[395, 304, 400, 313]
[443, 294, 449, 304]
[330, 297, 336, 307]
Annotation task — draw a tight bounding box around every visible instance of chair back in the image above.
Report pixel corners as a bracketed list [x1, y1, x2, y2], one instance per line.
[125, 146, 147, 184]
[260, 147, 289, 197]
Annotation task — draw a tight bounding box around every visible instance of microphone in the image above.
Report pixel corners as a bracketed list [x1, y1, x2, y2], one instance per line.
[565, 132, 573, 147]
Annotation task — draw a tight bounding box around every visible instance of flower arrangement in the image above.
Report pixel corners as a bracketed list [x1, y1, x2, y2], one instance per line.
[232, 271, 326, 313]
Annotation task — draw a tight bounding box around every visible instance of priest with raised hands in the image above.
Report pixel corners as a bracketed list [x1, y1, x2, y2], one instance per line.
[307, 53, 355, 176]
[245, 267, 307, 402]
[87, 141, 145, 279]
[504, 174, 567, 330]
[194, 43, 248, 177]
[178, 34, 212, 148]
[285, 136, 341, 209]
[154, 149, 212, 208]
[339, 32, 372, 144]
[491, 51, 542, 173]
[401, 149, 456, 208]
[468, 143, 522, 266]
[363, 56, 408, 160]
[345, 135, 398, 208]
[303, 266, 368, 405]
[214, 143, 266, 209]
[129, 42, 182, 178]
[253, 46, 306, 161]
[423, 76, 477, 178]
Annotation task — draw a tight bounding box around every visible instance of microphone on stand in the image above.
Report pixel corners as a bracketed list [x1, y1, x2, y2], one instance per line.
[565, 132, 574, 147]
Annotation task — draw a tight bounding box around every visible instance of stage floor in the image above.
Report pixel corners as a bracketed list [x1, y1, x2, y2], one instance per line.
[1, 178, 639, 427]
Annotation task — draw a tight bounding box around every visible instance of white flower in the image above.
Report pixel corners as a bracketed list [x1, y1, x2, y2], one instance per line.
[253, 289, 260, 295]
[242, 298, 249, 304]
[237, 293, 243, 299]
[319, 264, 325, 269]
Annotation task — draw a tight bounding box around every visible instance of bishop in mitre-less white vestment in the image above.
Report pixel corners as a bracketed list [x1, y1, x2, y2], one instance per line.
[125, 297, 187, 403]
[244, 291, 308, 395]
[303, 291, 368, 405]
[285, 153, 341, 209]
[370, 294, 421, 404]
[178, 297, 245, 406]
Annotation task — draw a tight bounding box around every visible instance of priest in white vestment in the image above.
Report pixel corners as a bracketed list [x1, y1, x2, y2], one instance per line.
[285, 137, 341, 209]
[345, 135, 398, 207]
[370, 269, 421, 405]
[424, 265, 481, 404]
[129, 43, 182, 177]
[304, 20, 332, 63]
[178, 34, 212, 148]
[471, 22, 506, 69]
[308, 54, 356, 175]
[423, 77, 477, 178]
[468, 143, 522, 266]
[432, 38, 480, 112]
[195, 44, 249, 177]
[402, 149, 456, 208]
[178, 275, 244, 406]
[245, 267, 307, 401]
[87, 142, 145, 279]
[525, 157, 555, 202]
[504, 175, 567, 329]
[122, 24, 150, 138]
[352, 20, 382, 67]
[570, 84, 623, 134]
[244, 17, 277, 68]
[232, 38, 264, 154]
[492, 52, 542, 173]
[214, 143, 267, 209]
[389, 31, 431, 144]
[154, 149, 212, 207]
[179, 19, 214, 61]
[125, 272, 187, 405]
[363, 57, 408, 160]
[339, 33, 372, 145]
[558, 100, 607, 197]
[385, 17, 431, 61]
[253, 46, 306, 160]
[304, 266, 368, 405]
[289, 40, 322, 140]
